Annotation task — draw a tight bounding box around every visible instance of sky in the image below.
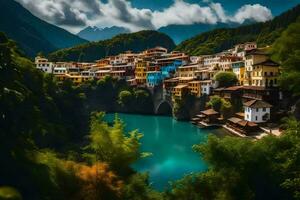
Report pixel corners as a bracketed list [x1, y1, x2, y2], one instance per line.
[16, 0, 300, 33]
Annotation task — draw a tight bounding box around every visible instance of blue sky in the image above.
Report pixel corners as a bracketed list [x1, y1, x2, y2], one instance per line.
[16, 0, 300, 33]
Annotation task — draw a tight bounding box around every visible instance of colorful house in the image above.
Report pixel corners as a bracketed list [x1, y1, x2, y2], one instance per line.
[161, 60, 183, 78]
[177, 64, 201, 79]
[231, 61, 245, 85]
[146, 71, 163, 87]
[135, 60, 147, 85]
[188, 81, 201, 97]
[244, 49, 269, 86]
[172, 84, 188, 100]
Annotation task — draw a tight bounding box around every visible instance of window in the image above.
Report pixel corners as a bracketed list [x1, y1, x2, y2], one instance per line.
[256, 108, 259, 112]
[263, 108, 266, 112]
[255, 116, 258, 121]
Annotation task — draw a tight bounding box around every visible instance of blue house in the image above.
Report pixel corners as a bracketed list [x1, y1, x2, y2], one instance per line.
[161, 60, 182, 78]
[146, 71, 163, 87]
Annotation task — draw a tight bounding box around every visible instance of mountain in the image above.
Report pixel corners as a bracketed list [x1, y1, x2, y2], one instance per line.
[48, 30, 176, 62]
[175, 4, 300, 55]
[158, 23, 240, 44]
[0, 0, 87, 57]
[77, 26, 130, 41]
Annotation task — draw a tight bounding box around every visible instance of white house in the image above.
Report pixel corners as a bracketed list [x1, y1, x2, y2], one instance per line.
[199, 80, 214, 95]
[35, 56, 54, 74]
[53, 67, 67, 75]
[244, 100, 272, 123]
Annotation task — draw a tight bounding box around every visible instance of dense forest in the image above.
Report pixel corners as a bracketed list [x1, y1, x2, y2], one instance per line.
[48, 30, 176, 62]
[175, 4, 300, 55]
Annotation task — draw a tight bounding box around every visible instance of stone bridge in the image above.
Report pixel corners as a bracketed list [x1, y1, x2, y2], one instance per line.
[150, 86, 173, 115]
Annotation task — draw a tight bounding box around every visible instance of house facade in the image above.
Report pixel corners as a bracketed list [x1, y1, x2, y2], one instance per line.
[244, 100, 272, 123]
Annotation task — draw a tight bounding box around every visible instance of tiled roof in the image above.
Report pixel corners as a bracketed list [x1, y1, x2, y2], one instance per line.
[243, 100, 272, 108]
[253, 59, 279, 67]
[225, 86, 244, 91]
[238, 120, 258, 127]
[245, 49, 269, 56]
[174, 84, 188, 89]
[228, 117, 243, 124]
[201, 109, 219, 116]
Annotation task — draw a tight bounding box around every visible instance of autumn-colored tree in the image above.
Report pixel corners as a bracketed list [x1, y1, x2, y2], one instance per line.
[64, 161, 123, 200]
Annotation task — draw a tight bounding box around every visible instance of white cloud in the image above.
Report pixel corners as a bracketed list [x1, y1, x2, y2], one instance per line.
[210, 3, 228, 23]
[232, 4, 273, 23]
[15, 0, 273, 33]
[152, 0, 218, 28]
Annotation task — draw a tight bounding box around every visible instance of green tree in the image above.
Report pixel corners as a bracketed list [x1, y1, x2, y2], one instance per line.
[123, 173, 162, 200]
[207, 96, 223, 112]
[166, 118, 300, 200]
[84, 112, 144, 173]
[272, 20, 300, 95]
[220, 99, 233, 119]
[214, 72, 238, 88]
[207, 96, 233, 119]
[118, 90, 134, 108]
[0, 187, 22, 200]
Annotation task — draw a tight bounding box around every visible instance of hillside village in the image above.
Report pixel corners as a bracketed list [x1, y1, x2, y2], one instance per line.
[36, 42, 282, 138]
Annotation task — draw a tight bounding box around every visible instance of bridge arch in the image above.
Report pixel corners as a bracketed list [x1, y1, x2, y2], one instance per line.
[155, 100, 172, 115]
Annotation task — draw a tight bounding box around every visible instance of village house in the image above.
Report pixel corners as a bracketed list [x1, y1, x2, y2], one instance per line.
[95, 58, 110, 69]
[231, 61, 245, 85]
[244, 99, 272, 123]
[163, 78, 179, 98]
[135, 60, 147, 85]
[161, 60, 183, 78]
[172, 84, 188, 100]
[35, 56, 54, 73]
[244, 49, 269, 86]
[232, 42, 257, 57]
[146, 71, 163, 87]
[64, 74, 92, 85]
[141, 47, 168, 61]
[251, 60, 280, 87]
[177, 63, 202, 78]
[188, 81, 201, 97]
[199, 80, 214, 95]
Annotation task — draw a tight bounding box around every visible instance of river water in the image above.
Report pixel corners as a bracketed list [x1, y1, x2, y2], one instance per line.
[105, 113, 227, 190]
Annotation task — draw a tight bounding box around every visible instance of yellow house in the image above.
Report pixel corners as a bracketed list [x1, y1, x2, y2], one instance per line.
[64, 74, 92, 85]
[244, 49, 269, 86]
[135, 60, 147, 85]
[188, 81, 201, 97]
[251, 60, 280, 87]
[231, 61, 245, 85]
[172, 84, 188, 100]
[177, 64, 200, 78]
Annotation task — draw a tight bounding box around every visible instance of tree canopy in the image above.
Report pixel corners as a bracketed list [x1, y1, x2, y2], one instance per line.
[272, 19, 300, 96]
[214, 72, 238, 88]
[165, 117, 300, 200]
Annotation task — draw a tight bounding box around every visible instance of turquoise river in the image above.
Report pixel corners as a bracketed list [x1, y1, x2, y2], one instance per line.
[105, 113, 227, 190]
